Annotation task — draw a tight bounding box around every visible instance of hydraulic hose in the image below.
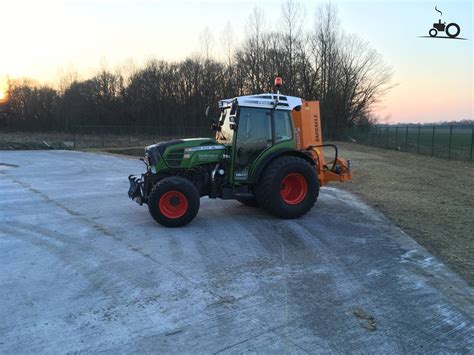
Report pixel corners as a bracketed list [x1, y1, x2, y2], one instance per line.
[308, 144, 338, 172]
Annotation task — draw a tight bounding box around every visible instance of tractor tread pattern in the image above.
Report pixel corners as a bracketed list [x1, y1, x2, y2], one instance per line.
[148, 176, 200, 227]
[255, 156, 319, 219]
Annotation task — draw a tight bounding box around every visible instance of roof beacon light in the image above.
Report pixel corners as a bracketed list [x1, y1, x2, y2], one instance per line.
[275, 76, 282, 104]
[274, 76, 282, 88]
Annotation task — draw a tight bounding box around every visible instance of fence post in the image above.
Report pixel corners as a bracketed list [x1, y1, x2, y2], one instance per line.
[101, 134, 104, 148]
[470, 125, 474, 161]
[431, 125, 435, 156]
[386, 126, 389, 148]
[128, 134, 131, 147]
[417, 125, 421, 153]
[73, 132, 76, 150]
[395, 126, 398, 149]
[405, 126, 409, 152]
[448, 124, 453, 159]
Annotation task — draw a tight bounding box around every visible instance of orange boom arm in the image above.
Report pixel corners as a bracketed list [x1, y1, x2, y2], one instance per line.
[291, 100, 352, 186]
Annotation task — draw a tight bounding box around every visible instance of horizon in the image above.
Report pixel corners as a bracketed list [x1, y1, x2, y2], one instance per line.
[0, 0, 472, 124]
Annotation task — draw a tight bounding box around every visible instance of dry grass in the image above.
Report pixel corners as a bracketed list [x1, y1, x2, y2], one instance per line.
[330, 142, 474, 285]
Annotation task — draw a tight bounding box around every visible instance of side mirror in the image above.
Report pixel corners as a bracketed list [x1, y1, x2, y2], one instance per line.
[210, 118, 218, 131]
[229, 116, 238, 130]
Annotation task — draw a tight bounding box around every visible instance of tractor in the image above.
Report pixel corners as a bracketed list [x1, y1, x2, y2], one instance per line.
[429, 19, 460, 38]
[128, 77, 352, 227]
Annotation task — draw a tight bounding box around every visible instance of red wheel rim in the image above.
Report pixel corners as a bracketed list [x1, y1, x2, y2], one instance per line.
[159, 191, 188, 219]
[280, 173, 307, 205]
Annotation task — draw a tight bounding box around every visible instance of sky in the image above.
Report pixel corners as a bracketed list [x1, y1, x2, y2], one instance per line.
[0, 0, 472, 123]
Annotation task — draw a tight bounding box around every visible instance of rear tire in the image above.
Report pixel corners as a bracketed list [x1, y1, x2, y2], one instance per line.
[255, 156, 319, 219]
[148, 176, 200, 227]
[446, 23, 460, 38]
[236, 197, 259, 207]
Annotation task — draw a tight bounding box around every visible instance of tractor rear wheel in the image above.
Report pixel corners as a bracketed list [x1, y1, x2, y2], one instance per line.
[446, 23, 460, 38]
[256, 156, 319, 219]
[148, 176, 200, 227]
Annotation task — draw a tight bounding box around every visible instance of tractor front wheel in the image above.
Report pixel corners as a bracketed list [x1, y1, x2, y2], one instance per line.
[148, 176, 200, 227]
[256, 156, 319, 219]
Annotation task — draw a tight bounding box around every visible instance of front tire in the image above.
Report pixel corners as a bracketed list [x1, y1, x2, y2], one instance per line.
[255, 156, 319, 219]
[148, 176, 200, 227]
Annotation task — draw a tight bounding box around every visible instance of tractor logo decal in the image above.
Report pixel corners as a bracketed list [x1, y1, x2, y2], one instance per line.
[419, 6, 467, 40]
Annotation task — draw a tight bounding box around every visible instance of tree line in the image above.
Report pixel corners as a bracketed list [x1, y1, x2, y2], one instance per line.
[0, 2, 393, 135]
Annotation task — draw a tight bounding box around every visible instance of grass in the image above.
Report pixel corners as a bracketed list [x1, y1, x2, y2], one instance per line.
[346, 126, 473, 161]
[0, 131, 176, 150]
[330, 142, 474, 285]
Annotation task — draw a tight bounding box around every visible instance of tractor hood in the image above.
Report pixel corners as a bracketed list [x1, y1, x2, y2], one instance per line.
[146, 138, 225, 169]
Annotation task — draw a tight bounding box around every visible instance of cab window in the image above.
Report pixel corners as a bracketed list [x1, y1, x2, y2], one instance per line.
[274, 110, 293, 142]
[236, 107, 271, 146]
[217, 108, 234, 143]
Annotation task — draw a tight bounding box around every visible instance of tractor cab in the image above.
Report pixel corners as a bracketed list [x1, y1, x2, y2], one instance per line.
[213, 93, 302, 183]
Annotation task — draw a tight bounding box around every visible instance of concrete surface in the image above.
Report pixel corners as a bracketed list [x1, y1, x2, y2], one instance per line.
[0, 150, 473, 354]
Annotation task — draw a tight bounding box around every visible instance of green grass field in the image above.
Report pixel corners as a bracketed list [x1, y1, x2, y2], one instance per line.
[346, 125, 473, 161]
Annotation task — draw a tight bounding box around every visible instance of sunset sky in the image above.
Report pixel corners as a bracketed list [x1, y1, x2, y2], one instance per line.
[0, 0, 472, 123]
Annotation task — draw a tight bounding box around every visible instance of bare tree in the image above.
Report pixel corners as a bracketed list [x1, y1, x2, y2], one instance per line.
[57, 65, 79, 95]
[199, 26, 215, 61]
[242, 6, 266, 92]
[2, 2, 392, 135]
[220, 21, 236, 67]
[281, 0, 303, 93]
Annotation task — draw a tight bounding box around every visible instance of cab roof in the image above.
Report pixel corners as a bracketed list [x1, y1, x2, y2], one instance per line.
[219, 93, 303, 111]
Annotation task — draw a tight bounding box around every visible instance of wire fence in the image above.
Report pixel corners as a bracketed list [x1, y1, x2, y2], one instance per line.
[2, 124, 473, 162]
[0, 125, 211, 150]
[326, 124, 474, 161]
[72, 125, 211, 137]
[69, 125, 211, 149]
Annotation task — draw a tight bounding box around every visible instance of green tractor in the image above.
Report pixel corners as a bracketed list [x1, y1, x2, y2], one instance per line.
[128, 78, 352, 227]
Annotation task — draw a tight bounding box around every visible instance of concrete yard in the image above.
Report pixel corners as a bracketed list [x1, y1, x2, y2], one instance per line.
[1, 150, 473, 353]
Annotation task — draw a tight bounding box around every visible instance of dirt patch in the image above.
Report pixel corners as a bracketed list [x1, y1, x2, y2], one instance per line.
[352, 308, 377, 331]
[329, 142, 474, 285]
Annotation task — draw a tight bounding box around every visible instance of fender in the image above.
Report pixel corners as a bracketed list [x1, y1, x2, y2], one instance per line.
[250, 148, 315, 184]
